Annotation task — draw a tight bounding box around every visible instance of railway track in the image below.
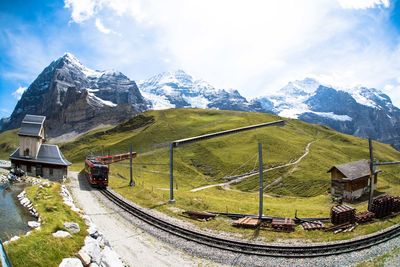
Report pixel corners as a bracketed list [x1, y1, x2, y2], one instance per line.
[99, 189, 400, 258]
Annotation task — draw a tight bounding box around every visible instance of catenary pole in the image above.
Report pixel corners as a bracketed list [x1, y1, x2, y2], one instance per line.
[129, 144, 134, 187]
[258, 143, 264, 220]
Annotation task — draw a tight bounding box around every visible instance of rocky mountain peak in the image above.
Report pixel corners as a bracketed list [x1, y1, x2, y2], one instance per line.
[138, 70, 250, 111]
[278, 77, 321, 96]
[0, 53, 148, 138]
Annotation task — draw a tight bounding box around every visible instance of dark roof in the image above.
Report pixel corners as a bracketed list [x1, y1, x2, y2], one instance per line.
[9, 144, 71, 166]
[22, 115, 46, 124]
[328, 160, 377, 180]
[18, 115, 46, 137]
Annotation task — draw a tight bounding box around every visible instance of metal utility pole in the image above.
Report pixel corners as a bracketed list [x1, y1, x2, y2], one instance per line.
[169, 143, 175, 203]
[129, 144, 135, 187]
[258, 143, 264, 220]
[168, 120, 285, 204]
[368, 138, 375, 210]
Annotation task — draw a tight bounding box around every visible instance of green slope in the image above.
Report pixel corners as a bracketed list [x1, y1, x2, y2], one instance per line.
[0, 128, 19, 159]
[3, 108, 400, 241]
[61, 108, 400, 197]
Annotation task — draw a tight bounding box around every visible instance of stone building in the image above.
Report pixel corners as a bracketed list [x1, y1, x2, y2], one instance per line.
[328, 160, 379, 202]
[9, 115, 71, 180]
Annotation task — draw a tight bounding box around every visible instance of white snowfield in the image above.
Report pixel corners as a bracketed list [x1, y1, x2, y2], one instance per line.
[269, 77, 391, 121]
[137, 70, 243, 110]
[308, 111, 352, 122]
[86, 90, 118, 108]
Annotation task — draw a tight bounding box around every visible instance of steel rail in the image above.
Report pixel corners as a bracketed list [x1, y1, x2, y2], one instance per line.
[100, 189, 400, 258]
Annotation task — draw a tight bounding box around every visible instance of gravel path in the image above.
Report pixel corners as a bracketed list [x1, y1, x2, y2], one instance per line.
[68, 171, 218, 267]
[69, 172, 400, 267]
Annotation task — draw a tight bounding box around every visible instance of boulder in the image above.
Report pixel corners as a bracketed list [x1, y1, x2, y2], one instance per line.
[83, 236, 102, 264]
[52, 230, 72, 238]
[100, 246, 124, 267]
[77, 250, 91, 266]
[88, 225, 99, 239]
[71, 207, 82, 213]
[59, 258, 83, 267]
[10, 236, 20, 242]
[64, 222, 80, 234]
[28, 221, 40, 228]
[20, 198, 29, 206]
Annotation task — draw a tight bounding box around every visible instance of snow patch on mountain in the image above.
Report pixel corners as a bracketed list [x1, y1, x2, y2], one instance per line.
[309, 111, 352, 121]
[267, 78, 321, 119]
[87, 90, 117, 107]
[140, 91, 175, 110]
[137, 70, 250, 111]
[348, 87, 379, 108]
[182, 95, 210, 108]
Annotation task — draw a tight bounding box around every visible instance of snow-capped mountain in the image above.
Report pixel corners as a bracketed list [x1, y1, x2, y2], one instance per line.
[0, 53, 148, 137]
[137, 70, 251, 111]
[2, 53, 400, 149]
[252, 78, 400, 149]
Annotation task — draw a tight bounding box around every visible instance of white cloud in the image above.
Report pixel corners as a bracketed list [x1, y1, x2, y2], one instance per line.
[64, 0, 97, 23]
[65, 0, 145, 23]
[58, 0, 399, 108]
[337, 0, 390, 9]
[12, 86, 27, 99]
[95, 18, 112, 34]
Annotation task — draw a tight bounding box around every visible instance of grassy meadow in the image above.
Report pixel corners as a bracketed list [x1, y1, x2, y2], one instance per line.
[0, 128, 19, 159]
[5, 183, 86, 267]
[1, 108, 400, 241]
[60, 108, 400, 241]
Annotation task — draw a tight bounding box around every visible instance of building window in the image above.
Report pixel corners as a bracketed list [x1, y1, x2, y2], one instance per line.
[24, 148, 30, 156]
[49, 168, 53, 176]
[27, 165, 31, 173]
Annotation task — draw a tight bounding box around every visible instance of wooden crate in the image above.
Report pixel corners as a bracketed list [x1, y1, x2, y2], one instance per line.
[271, 218, 295, 232]
[369, 195, 394, 218]
[355, 211, 375, 223]
[331, 204, 356, 225]
[232, 217, 261, 228]
[301, 221, 325, 231]
[182, 210, 216, 220]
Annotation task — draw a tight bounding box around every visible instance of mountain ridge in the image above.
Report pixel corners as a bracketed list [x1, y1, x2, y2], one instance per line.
[2, 53, 400, 149]
[0, 53, 148, 137]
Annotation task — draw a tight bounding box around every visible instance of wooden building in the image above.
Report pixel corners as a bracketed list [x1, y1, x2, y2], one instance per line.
[9, 115, 71, 180]
[328, 160, 378, 202]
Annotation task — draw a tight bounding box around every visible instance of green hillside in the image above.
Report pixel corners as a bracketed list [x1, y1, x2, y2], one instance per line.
[0, 128, 19, 159]
[2, 108, 400, 241]
[62, 108, 400, 197]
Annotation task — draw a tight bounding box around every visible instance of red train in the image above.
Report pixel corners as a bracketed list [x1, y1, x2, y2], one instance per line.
[84, 158, 109, 188]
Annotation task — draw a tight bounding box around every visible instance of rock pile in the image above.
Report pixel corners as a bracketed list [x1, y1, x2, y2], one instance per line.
[59, 185, 125, 267]
[23, 177, 52, 187]
[17, 190, 40, 218]
[61, 185, 82, 213]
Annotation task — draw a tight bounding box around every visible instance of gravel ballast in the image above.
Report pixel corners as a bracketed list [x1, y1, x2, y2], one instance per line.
[69, 171, 400, 266]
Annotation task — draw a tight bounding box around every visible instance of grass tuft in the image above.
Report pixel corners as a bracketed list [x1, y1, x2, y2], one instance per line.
[5, 184, 86, 267]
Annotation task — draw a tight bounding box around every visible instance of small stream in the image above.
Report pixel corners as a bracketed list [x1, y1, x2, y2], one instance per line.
[0, 183, 33, 241]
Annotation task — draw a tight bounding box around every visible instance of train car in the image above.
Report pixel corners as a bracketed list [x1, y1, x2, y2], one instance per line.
[84, 157, 109, 188]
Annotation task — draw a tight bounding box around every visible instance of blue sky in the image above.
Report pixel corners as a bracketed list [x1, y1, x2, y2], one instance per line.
[1, 0, 400, 118]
